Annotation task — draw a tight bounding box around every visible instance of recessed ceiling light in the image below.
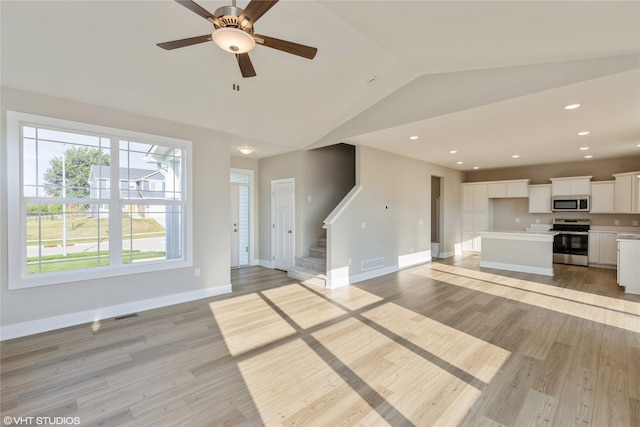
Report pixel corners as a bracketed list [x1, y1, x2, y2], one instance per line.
[456, 161, 463, 165]
[584, 155, 593, 159]
[577, 131, 590, 136]
[449, 150, 458, 154]
[409, 136, 419, 140]
[473, 166, 480, 170]
[579, 146, 590, 151]
[512, 154, 520, 158]
[564, 103, 581, 110]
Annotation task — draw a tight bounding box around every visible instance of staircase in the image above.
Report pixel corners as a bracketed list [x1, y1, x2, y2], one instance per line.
[287, 235, 327, 287]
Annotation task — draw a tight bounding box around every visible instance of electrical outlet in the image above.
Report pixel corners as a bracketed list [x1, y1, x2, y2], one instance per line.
[614, 220, 620, 226]
[515, 218, 520, 224]
[195, 268, 201, 277]
[361, 222, 366, 229]
[536, 219, 540, 224]
[633, 221, 638, 227]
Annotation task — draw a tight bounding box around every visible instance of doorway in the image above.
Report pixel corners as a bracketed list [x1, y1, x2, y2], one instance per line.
[271, 178, 295, 271]
[230, 170, 252, 268]
[431, 176, 444, 258]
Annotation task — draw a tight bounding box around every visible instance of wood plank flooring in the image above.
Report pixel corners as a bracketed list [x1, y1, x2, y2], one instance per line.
[2, 255, 639, 426]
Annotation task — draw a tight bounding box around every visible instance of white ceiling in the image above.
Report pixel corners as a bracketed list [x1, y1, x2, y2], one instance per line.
[2, 0, 639, 171]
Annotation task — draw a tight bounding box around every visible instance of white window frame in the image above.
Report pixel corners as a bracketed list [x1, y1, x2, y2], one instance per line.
[7, 111, 193, 289]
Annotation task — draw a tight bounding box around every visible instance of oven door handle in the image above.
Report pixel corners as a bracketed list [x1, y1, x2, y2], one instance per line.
[556, 231, 589, 235]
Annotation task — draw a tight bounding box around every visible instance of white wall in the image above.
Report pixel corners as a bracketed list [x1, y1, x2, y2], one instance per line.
[325, 146, 464, 287]
[0, 87, 232, 339]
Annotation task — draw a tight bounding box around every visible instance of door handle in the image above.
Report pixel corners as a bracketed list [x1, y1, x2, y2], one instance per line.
[234, 229, 238, 232]
[288, 230, 292, 234]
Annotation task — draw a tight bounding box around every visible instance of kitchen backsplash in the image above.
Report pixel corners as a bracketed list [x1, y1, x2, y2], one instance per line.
[491, 198, 640, 230]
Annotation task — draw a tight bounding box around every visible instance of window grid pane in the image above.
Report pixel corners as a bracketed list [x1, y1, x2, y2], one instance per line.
[19, 121, 187, 280]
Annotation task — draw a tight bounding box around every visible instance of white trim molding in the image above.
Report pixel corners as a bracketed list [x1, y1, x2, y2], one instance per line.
[0, 285, 231, 341]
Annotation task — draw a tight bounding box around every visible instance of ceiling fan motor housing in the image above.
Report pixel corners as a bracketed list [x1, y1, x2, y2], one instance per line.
[213, 5, 254, 34]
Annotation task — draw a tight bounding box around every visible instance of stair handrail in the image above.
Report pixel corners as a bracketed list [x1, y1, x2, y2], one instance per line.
[323, 185, 362, 229]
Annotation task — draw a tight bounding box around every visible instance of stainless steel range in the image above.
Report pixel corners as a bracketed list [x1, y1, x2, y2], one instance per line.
[552, 219, 590, 266]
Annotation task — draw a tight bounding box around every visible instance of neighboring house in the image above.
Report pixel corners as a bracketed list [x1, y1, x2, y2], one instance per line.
[87, 165, 166, 216]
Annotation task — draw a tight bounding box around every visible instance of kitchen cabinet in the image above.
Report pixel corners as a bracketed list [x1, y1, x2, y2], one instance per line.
[618, 237, 640, 294]
[550, 176, 592, 196]
[462, 183, 488, 212]
[487, 179, 530, 198]
[588, 231, 617, 267]
[529, 184, 552, 213]
[613, 171, 640, 214]
[463, 212, 488, 252]
[462, 183, 489, 252]
[590, 181, 615, 213]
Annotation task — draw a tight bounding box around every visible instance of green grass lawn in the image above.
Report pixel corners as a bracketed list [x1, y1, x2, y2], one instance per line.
[27, 250, 166, 273]
[27, 215, 166, 245]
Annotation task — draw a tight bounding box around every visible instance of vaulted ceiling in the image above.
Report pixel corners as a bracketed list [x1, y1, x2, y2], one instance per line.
[2, 1, 639, 170]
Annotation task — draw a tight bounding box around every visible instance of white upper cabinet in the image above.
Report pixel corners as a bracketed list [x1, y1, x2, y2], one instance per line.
[528, 184, 552, 213]
[550, 176, 593, 196]
[590, 181, 615, 213]
[613, 171, 640, 213]
[487, 179, 530, 198]
[462, 183, 489, 212]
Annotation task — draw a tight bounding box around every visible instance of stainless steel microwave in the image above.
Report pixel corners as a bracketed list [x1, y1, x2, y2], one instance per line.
[552, 195, 590, 211]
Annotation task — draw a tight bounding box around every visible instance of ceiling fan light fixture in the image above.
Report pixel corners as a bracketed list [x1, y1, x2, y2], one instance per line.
[212, 27, 255, 53]
[238, 145, 254, 155]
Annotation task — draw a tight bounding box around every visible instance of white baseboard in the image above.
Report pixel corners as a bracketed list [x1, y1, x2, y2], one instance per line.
[258, 259, 274, 269]
[480, 260, 553, 277]
[0, 284, 231, 341]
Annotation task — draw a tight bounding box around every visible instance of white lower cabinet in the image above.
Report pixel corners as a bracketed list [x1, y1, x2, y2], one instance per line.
[618, 239, 640, 294]
[463, 212, 488, 252]
[588, 231, 617, 267]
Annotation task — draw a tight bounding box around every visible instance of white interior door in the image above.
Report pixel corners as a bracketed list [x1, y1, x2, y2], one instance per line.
[230, 170, 251, 268]
[272, 179, 295, 271]
[230, 184, 239, 268]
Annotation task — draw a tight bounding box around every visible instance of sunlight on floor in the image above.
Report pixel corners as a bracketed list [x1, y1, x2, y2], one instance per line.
[362, 302, 509, 384]
[209, 279, 510, 425]
[424, 263, 640, 333]
[208, 293, 297, 356]
[237, 337, 391, 426]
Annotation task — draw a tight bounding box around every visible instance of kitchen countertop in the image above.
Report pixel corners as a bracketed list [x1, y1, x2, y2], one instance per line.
[479, 230, 558, 242]
[617, 233, 640, 241]
[590, 226, 640, 233]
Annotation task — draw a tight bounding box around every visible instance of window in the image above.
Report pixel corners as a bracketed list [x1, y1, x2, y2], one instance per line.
[7, 111, 192, 289]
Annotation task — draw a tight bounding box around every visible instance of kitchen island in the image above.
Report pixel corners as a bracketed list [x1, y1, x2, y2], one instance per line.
[478, 230, 559, 276]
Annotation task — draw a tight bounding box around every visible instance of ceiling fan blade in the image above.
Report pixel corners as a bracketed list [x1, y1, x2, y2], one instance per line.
[157, 34, 212, 50]
[175, 0, 222, 26]
[238, 0, 279, 26]
[253, 34, 317, 59]
[236, 53, 257, 78]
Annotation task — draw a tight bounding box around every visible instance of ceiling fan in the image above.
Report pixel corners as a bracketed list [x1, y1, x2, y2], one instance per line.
[157, 0, 318, 78]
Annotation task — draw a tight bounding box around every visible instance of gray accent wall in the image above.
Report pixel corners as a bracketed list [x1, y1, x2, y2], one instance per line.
[464, 156, 640, 184]
[257, 144, 355, 264]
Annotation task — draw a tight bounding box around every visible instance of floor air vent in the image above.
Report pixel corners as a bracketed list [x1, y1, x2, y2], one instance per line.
[114, 313, 138, 320]
[362, 257, 384, 271]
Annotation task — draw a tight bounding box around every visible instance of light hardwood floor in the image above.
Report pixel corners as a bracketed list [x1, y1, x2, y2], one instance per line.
[2, 255, 639, 426]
